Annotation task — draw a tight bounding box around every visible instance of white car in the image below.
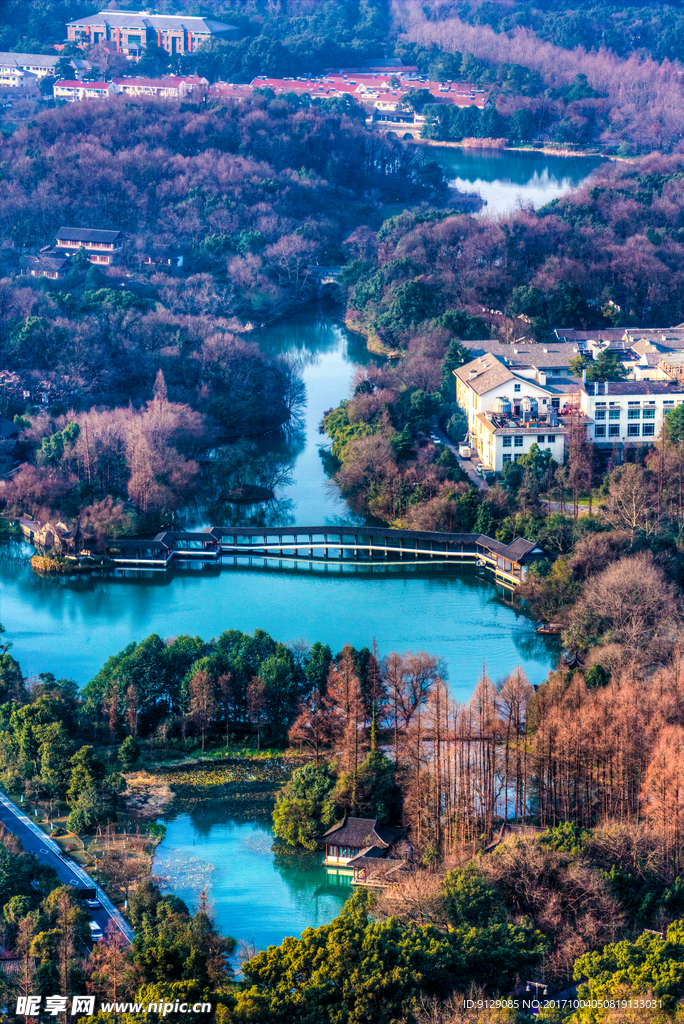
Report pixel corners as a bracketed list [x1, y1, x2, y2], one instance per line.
[86, 897, 100, 909]
[89, 921, 103, 942]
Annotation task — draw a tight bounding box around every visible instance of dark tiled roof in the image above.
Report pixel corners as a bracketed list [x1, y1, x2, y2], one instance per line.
[582, 381, 684, 396]
[554, 328, 626, 342]
[0, 417, 19, 439]
[347, 854, 407, 870]
[544, 377, 583, 394]
[0, 52, 89, 69]
[21, 254, 70, 271]
[479, 535, 540, 563]
[56, 228, 121, 243]
[67, 13, 235, 33]
[460, 339, 582, 367]
[319, 815, 403, 848]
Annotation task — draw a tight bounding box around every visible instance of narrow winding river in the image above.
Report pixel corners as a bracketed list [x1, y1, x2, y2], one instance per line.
[0, 147, 604, 952]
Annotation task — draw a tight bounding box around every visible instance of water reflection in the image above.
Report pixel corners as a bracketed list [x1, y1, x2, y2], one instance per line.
[153, 803, 348, 949]
[429, 145, 607, 215]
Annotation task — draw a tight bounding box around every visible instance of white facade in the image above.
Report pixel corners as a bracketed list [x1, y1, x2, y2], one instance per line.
[454, 354, 577, 435]
[54, 81, 116, 102]
[580, 384, 684, 444]
[475, 415, 566, 472]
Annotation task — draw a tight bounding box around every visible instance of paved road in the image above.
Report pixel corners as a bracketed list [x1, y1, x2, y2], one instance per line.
[0, 790, 133, 944]
[430, 419, 489, 491]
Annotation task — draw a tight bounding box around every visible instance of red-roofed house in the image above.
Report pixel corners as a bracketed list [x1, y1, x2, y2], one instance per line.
[112, 74, 208, 98]
[208, 82, 254, 101]
[54, 79, 116, 101]
[248, 73, 488, 127]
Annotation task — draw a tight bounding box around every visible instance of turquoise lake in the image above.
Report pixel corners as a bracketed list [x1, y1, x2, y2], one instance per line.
[0, 149, 604, 950]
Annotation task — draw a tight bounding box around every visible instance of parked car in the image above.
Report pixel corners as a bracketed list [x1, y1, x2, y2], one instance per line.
[430, 433, 441, 444]
[476, 464, 483, 476]
[89, 920, 103, 942]
[85, 897, 100, 909]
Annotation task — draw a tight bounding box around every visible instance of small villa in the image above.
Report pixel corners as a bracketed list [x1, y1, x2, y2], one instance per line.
[320, 815, 407, 886]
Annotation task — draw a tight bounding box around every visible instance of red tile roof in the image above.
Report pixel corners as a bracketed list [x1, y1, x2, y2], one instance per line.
[249, 74, 488, 107]
[113, 75, 184, 88]
[55, 79, 110, 89]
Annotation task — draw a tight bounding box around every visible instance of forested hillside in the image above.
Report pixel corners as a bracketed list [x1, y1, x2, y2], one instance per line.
[395, 0, 684, 151]
[0, 91, 442, 532]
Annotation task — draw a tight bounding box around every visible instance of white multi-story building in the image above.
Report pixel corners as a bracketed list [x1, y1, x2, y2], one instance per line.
[54, 79, 117, 101]
[454, 354, 573, 471]
[0, 52, 91, 83]
[580, 380, 684, 445]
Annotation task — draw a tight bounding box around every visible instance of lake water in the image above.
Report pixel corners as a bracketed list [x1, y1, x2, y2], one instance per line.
[2, 149, 600, 949]
[429, 145, 607, 215]
[154, 805, 349, 953]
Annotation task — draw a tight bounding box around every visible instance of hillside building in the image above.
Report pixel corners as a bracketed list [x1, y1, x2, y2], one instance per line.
[454, 353, 576, 471]
[55, 228, 123, 265]
[54, 79, 116, 101]
[20, 254, 72, 281]
[581, 379, 684, 446]
[66, 11, 238, 57]
[0, 52, 91, 85]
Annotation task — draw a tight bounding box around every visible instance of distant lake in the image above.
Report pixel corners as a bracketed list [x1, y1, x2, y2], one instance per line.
[428, 145, 607, 215]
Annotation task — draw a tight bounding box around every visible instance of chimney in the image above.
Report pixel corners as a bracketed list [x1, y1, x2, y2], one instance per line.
[605, 381, 609, 395]
[582, 368, 587, 384]
[469, 369, 478, 379]
[537, 370, 546, 386]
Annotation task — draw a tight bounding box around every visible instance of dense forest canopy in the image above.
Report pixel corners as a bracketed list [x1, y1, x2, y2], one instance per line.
[0, 91, 443, 531]
[395, 0, 684, 151]
[5, 1, 684, 149]
[0, 0, 392, 80]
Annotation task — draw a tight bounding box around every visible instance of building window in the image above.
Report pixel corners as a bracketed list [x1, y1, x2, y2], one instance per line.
[643, 423, 655, 436]
[628, 409, 640, 419]
[552, 398, 560, 409]
[547, 434, 555, 442]
[537, 434, 545, 443]
[664, 401, 675, 406]
[514, 383, 521, 393]
[595, 425, 606, 438]
[609, 409, 621, 420]
[642, 408, 655, 419]
[503, 436, 511, 447]
[514, 453, 522, 461]
[609, 424, 620, 437]
[627, 424, 640, 436]
[503, 454, 512, 463]
[514, 435, 523, 447]
[595, 410, 606, 420]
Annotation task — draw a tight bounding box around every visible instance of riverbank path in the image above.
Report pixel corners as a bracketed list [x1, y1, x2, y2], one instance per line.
[0, 789, 133, 944]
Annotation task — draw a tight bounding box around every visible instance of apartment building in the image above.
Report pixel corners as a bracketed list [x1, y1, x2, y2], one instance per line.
[0, 52, 90, 83]
[454, 353, 576, 470]
[581, 380, 684, 446]
[66, 11, 237, 57]
[54, 79, 116, 101]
